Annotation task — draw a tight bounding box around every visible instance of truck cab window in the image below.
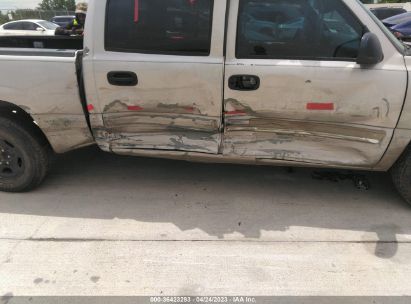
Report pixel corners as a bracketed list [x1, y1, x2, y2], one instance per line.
[236, 0, 364, 60]
[105, 0, 214, 56]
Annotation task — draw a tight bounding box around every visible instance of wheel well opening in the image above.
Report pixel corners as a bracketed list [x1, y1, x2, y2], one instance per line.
[0, 101, 51, 150]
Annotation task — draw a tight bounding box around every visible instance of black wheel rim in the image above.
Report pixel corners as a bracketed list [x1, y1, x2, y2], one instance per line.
[0, 139, 25, 179]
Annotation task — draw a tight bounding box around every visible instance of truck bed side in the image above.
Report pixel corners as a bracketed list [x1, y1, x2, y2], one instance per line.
[0, 48, 93, 153]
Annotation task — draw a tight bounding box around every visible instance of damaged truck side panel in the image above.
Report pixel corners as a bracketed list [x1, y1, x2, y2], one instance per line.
[222, 0, 408, 168]
[84, 0, 409, 169]
[90, 62, 224, 154]
[83, 0, 227, 155]
[0, 49, 93, 153]
[4, 0, 411, 202]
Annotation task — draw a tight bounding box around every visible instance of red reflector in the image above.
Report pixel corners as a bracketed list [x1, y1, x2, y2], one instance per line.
[127, 105, 143, 111]
[87, 104, 94, 111]
[307, 103, 334, 110]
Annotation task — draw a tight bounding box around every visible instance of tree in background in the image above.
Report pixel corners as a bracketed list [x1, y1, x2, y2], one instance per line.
[12, 9, 40, 20]
[37, 0, 76, 11]
[0, 12, 9, 25]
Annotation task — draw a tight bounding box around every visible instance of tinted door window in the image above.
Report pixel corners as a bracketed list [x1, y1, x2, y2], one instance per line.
[106, 0, 214, 56]
[22, 22, 39, 31]
[3, 22, 24, 30]
[38, 21, 59, 30]
[236, 0, 365, 60]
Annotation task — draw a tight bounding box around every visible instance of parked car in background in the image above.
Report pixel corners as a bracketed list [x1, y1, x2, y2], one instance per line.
[50, 16, 75, 27]
[370, 7, 406, 20]
[383, 12, 411, 40]
[388, 20, 411, 40]
[383, 12, 411, 27]
[0, 20, 58, 36]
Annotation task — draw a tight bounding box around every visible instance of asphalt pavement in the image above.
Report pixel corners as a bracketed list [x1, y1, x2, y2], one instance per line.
[0, 146, 410, 296]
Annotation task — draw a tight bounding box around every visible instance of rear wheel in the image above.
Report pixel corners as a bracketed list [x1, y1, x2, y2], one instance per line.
[0, 117, 49, 192]
[391, 146, 411, 205]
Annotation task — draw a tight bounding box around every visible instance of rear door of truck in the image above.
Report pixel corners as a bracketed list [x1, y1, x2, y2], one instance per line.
[84, 0, 226, 154]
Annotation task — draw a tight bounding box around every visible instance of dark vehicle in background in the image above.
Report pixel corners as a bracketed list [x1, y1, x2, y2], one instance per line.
[383, 12, 411, 40]
[383, 12, 411, 27]
[50, 16, 75, 27]
[388, 20, 411, 40]
[370, 7, 406, 20]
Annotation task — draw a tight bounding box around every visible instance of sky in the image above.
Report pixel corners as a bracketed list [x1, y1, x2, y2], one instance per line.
[0, 0, 87, 9]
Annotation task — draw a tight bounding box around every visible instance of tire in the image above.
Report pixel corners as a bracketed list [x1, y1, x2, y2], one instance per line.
[391, 145, 411, 205]
[0, 116, 49, 192]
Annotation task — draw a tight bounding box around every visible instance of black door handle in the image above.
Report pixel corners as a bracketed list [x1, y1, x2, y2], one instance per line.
[228, 75, 260, 91]
[107, 71, 138, 86]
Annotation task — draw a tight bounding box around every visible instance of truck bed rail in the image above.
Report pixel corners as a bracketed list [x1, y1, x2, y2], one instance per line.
[0, 35, 82, 50]
[0, 48, 77, 57]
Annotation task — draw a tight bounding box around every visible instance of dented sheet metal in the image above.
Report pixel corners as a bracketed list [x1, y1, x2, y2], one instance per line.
[0, 53, 93, 153]
[223, 108, 391, 166]
[88, 58, 224, 154]
[101, 104, 221, 153]
[101, 110, 221, 154]
[225, 113, 386, 145]
[32, 114, 94, 153]
[222, 100, 394, 167]
[223, 128, 392, 166]
[222, 60, 406, 167]
[108, 133, 220, 154]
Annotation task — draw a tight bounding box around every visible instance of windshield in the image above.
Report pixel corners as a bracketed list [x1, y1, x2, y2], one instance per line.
[38, 21, 59, 30]
[356, 0, 405, 53]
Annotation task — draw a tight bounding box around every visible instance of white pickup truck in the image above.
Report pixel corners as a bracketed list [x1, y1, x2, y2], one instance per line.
[2, 0, 411, 204]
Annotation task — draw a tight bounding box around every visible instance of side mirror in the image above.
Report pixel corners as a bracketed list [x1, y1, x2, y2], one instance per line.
[36, 27, 45, 32]
[356, 32, 384, 65]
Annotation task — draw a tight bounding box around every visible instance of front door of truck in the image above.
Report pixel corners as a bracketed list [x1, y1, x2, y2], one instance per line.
[223, 0, 407, 167]
[85, 0, 226, 154]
